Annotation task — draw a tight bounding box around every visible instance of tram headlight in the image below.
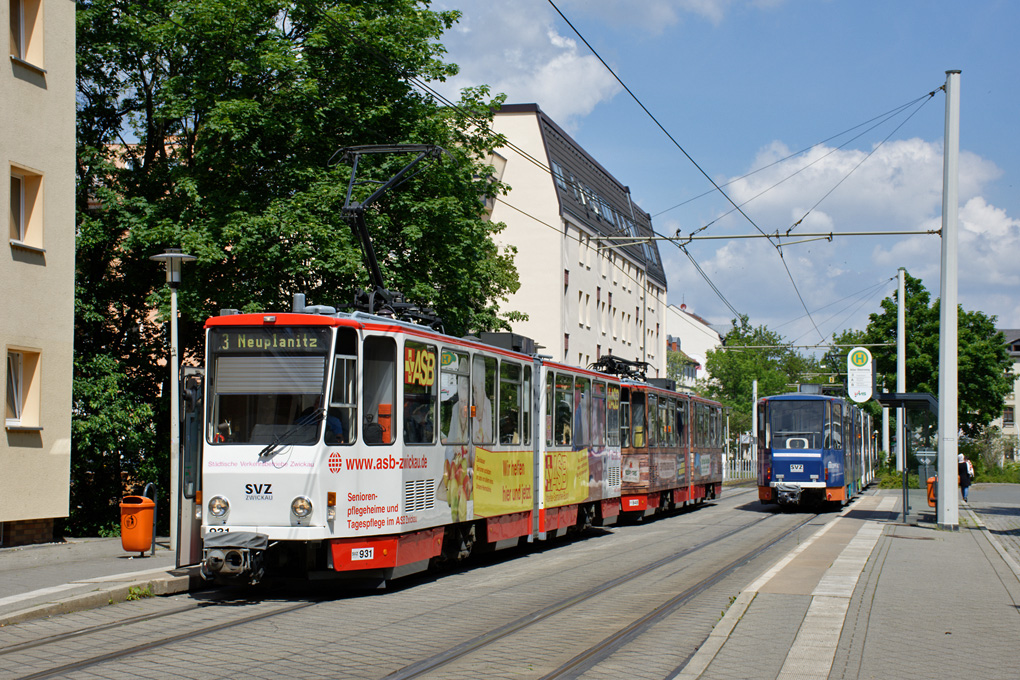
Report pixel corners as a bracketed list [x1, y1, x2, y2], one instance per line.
[291, 496, 313, 518]
[208, 495, 230, 517]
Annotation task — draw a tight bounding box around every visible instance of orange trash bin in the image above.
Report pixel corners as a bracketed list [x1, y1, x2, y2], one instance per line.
[926, 476, 937, 508]
[120, 495, 155, 554]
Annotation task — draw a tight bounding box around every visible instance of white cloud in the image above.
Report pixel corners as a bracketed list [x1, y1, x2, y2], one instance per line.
[432, 3, 621, 128]
[664, 138, 1020, 337]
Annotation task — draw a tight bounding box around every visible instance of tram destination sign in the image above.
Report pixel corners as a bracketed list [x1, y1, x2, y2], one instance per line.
[846, 346, 873, 403]
[214, 327, 327, 353]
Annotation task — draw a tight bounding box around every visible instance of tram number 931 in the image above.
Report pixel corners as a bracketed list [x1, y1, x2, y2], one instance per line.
[351, 547, 375, 561]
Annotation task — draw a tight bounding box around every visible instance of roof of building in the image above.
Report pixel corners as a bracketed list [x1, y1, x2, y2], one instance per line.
[998, 328, 1020, 356]
[498, 103, 666, 288]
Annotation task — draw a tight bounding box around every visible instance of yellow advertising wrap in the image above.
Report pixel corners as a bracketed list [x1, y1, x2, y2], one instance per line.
[544, 448, 590, 508]
[473, 447, 534, 517]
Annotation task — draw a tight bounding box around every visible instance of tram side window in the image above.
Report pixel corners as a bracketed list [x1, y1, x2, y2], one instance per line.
[554, 372, 574, 446]
[472, 355, 496, 444]
[631, 391, 646, 448]
[403, 341, 437, 445]
[440, 350, 470, 444]
[363, 336, 396, 445]
[574, 376, 591, 448]
[593, 381, 607, 447]
[545, 372, 554, 446]
[829, 402, 843, 450]
[647, 394, 658, 447]
[499, 361, 522, 444]
[758, 402, 767, 451]
[677, 400, 688, 448]
[619, 388, 631, 448]
[328, 328, 358, 445]
[607, 384, 620, 447]
[660, 397, 671, 446]
[522, 366, 532, 445]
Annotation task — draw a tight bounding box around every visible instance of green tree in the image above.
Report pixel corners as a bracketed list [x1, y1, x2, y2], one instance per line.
[72, 0, 519, 531]
[860, 272, 1011, 436]
[699, 316, 813, 433]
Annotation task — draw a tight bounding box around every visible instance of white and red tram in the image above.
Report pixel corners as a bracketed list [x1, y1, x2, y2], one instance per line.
[197, 300, 721, 584]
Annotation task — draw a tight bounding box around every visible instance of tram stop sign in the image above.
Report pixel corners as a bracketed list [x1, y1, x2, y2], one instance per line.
[847, 346, 873, 403]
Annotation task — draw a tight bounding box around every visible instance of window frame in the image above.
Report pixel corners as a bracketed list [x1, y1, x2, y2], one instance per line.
[6, 347, 40, 430]
[9, 166, 43, 250]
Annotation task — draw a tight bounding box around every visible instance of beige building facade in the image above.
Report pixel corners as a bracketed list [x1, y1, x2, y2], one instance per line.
[2, 0, 75, 545]
[489, 105, 667, 376]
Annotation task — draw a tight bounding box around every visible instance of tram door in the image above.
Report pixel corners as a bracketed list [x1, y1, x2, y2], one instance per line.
[177, 367, 205, 567]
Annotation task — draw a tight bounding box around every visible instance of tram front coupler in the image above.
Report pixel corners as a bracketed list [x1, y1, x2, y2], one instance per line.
[775, 483, 803, 506]
[201, 531, 269, 584]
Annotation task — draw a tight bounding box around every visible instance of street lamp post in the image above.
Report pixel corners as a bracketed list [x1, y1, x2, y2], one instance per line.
[150, 248, 196, 549]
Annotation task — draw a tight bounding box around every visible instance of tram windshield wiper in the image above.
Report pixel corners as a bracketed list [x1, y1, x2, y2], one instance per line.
[258, 408, 325, 458]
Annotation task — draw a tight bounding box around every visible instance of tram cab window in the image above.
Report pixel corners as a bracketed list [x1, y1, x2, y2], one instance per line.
[363, 336, 396, 445]
[607, 384, 620, 447]
[440, 350, 470, 444]
[327, 327, 358, 445]
[499, 361, 523, 444]
[403, 341, 437, 445]
[554, 372, 573, 446]
[472, 355, 496, 444]
[647, 394, 658, 447]
[574, 376, 591, 447]
[631, 391, 646, 448]
[207, 325, 330, 445]
[619, 388, 631, 448]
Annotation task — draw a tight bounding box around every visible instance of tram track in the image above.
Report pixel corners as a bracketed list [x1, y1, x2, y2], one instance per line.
[0, 488, 825, 680]
[382, 502, 822, 680]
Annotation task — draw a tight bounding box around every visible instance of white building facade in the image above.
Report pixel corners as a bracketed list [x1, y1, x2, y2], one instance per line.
[489, 105, 667, 375]
[2, 0, 76, 546]
[664, 304, 723, 389]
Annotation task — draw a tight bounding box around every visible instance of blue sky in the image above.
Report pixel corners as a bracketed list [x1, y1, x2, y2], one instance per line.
[431, 0, 1020, 344]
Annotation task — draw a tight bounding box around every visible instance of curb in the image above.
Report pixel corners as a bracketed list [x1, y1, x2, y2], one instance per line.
[0, 567, 202, 627]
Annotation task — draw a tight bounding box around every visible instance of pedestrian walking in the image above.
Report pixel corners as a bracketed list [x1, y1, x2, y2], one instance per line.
[958, 453, 973, 503]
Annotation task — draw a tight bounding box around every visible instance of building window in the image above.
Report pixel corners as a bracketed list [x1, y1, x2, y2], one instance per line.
[6, 349, 40, 428]
[9, 0, 44, 67]
[10, 167, 42, 248]
[1005, 406, 1015, 426]
[564, 269, 569, 292]
[564, 334, 569, 354]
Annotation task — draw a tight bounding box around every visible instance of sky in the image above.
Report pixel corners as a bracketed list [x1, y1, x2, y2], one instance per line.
[429, 0, 1020, 346]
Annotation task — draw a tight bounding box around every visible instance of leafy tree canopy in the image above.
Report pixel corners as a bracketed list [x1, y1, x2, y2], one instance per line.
[699, 315, 816, 433]
[72, 0, 518, 531]
[858, 271, 1011, 436]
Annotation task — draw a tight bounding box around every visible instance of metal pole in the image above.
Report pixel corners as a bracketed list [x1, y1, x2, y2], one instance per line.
[897, 267, 906, 472]
[937, 70, 961, 528]
[169, 286, 180, 548]
[882, 406, 890, 465]
[751, 379, 758, 469]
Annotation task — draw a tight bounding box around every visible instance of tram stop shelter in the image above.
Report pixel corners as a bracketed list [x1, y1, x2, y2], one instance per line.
[875, 392, 938, 523]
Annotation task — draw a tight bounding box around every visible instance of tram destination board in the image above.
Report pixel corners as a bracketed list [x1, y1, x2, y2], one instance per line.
[212, 327, 329, 353]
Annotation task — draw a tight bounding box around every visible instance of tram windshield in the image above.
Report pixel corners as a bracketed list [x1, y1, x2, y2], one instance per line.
[769, 400, 825, 450]
[207, 326, 332, 445]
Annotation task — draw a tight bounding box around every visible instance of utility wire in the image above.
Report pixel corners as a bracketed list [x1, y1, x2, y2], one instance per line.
[654, 92, 935, 219]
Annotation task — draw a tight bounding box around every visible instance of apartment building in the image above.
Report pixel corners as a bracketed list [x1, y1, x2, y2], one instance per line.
[664, 303, 723, 389]
[489, 104, 667, 376]
[2, 0, 75, 545]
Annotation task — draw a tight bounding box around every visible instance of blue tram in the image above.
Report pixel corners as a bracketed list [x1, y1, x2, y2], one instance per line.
[756, 393, 876, 507]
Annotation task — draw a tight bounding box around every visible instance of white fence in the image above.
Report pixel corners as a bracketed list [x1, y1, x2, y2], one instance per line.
[724, 453, 757, 481]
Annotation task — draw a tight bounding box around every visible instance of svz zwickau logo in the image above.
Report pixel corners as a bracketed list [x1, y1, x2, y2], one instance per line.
[245, 483, 273, 501]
